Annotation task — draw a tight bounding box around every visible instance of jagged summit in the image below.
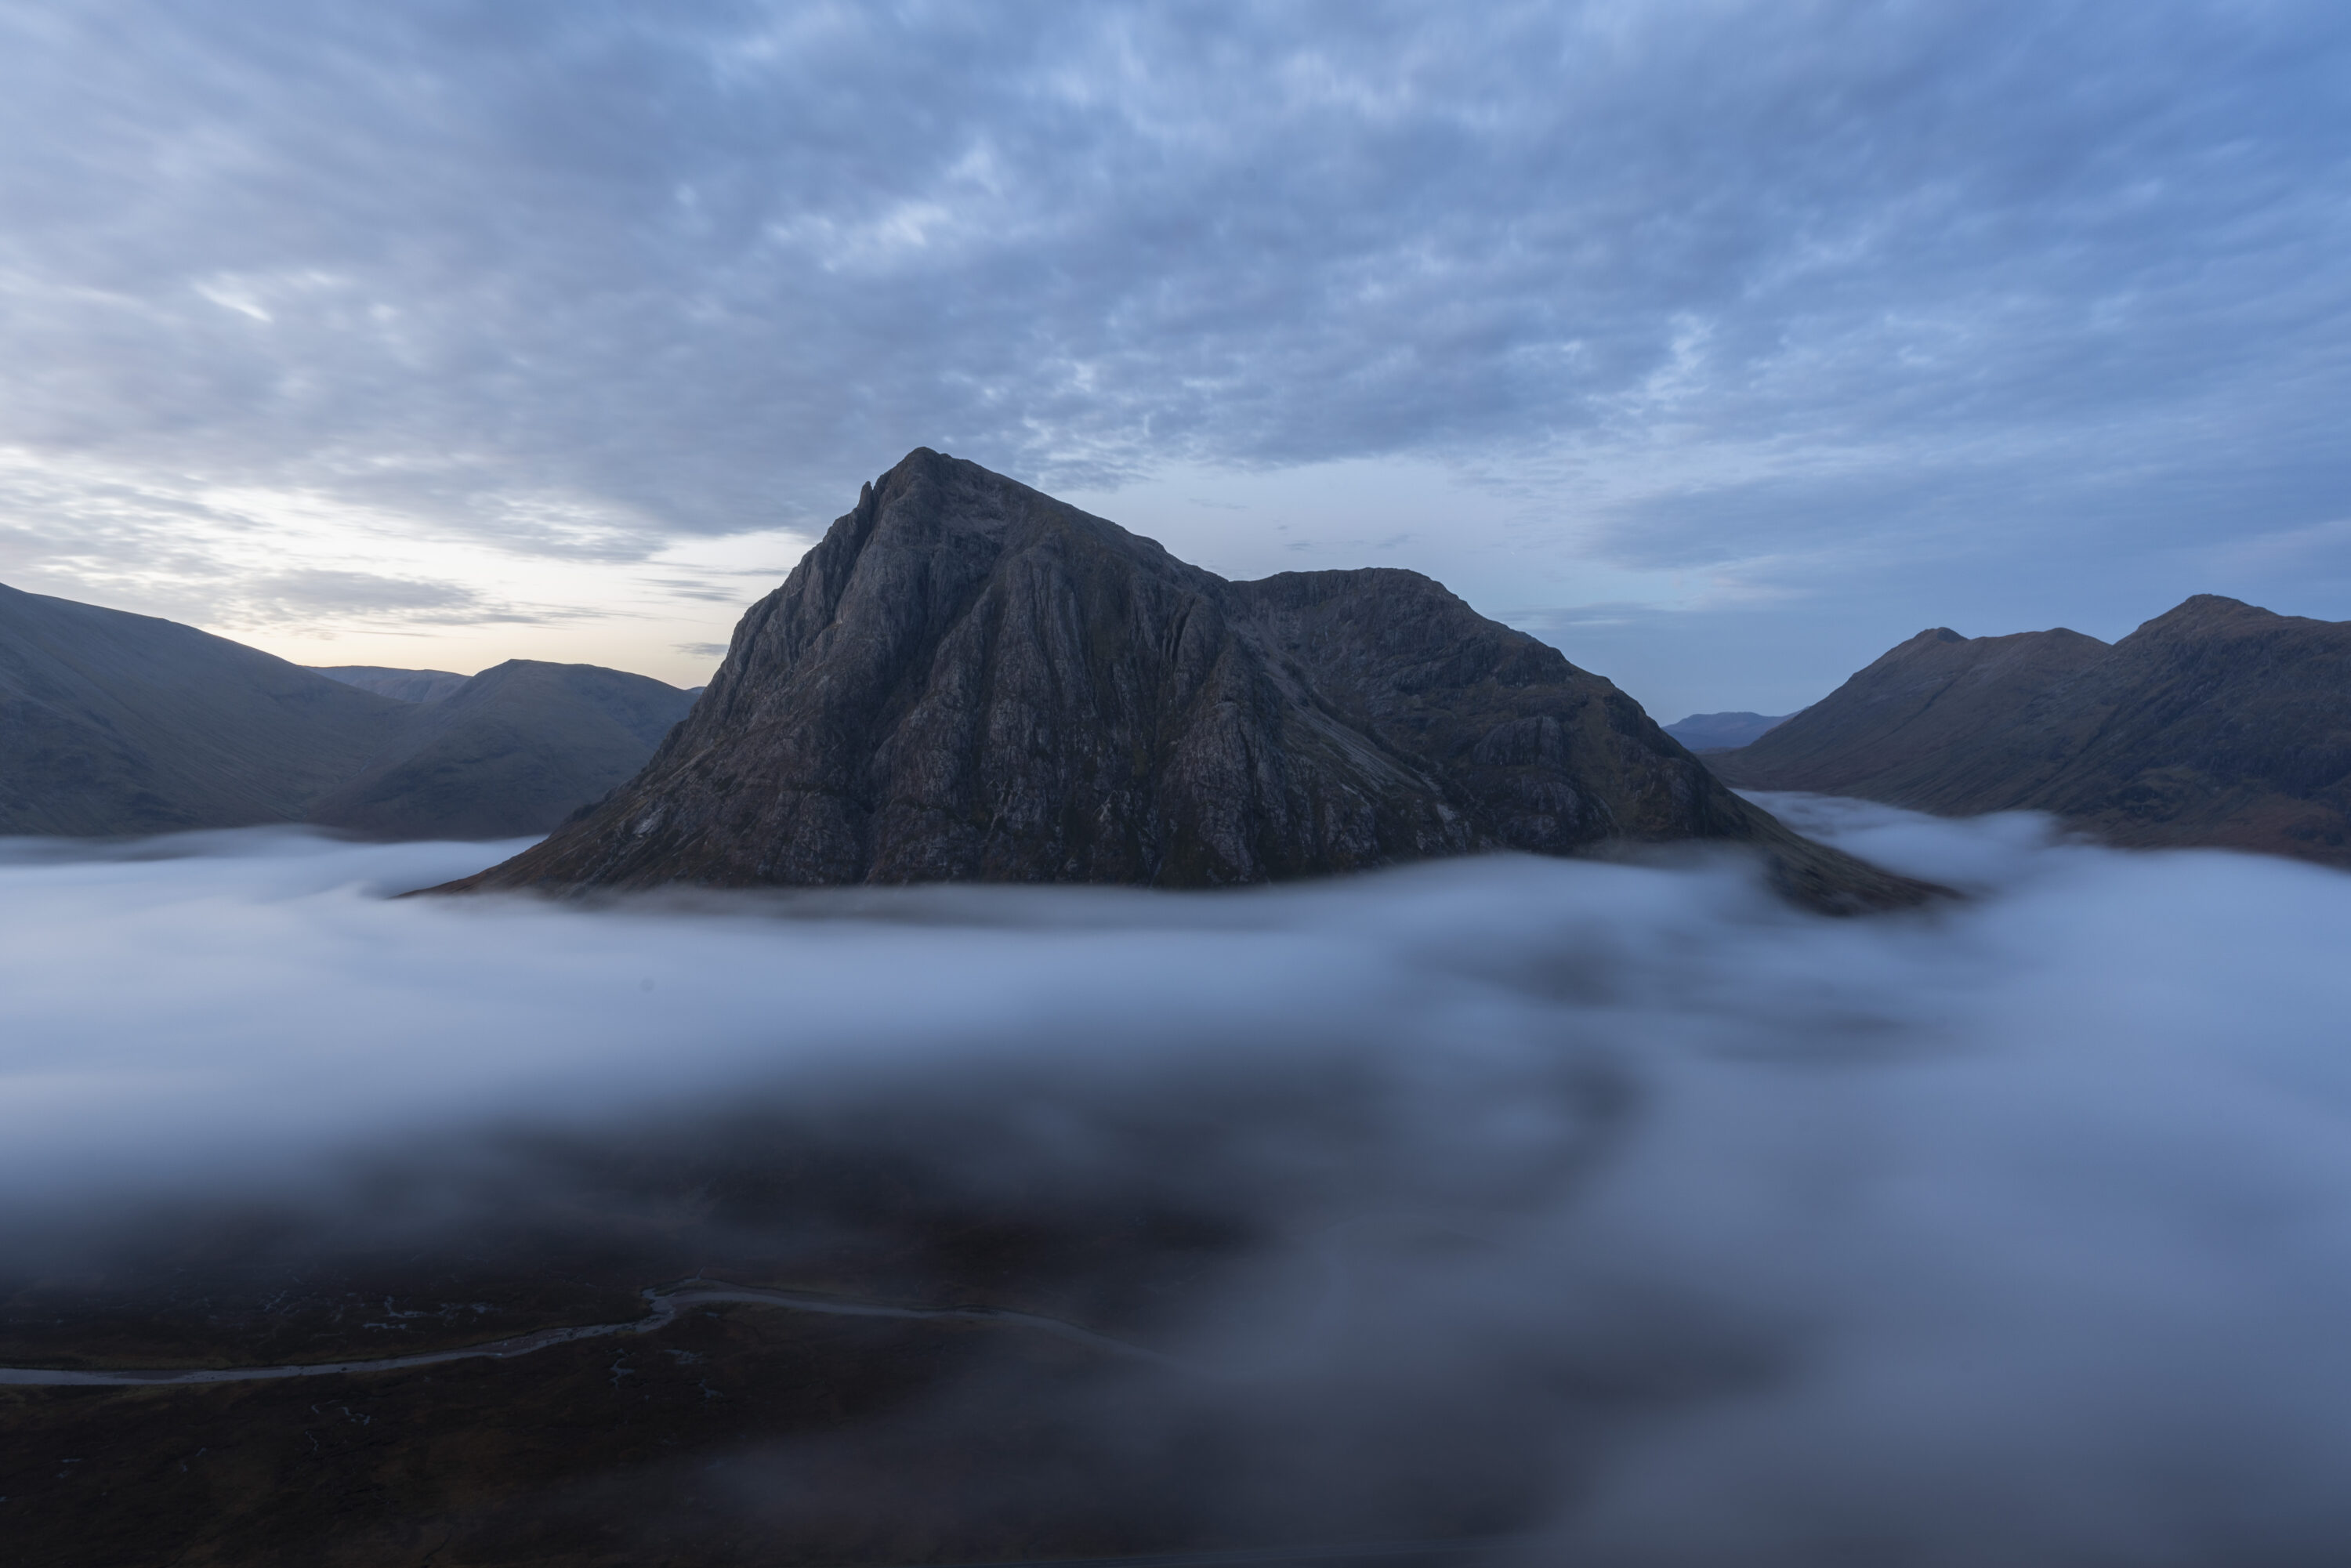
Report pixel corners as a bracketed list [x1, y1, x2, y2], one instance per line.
[443, 449, 1926, 907]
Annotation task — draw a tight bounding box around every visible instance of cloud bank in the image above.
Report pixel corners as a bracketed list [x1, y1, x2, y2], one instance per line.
[1, 2, 2348, 701]
[5, 806, 2351, 1557]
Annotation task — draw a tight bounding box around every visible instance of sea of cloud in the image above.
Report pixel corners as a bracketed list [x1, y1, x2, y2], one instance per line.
[4, 802, 2350, 1561]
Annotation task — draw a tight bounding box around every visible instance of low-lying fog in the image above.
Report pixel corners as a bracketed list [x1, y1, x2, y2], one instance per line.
[5, 799, 2351, 1563]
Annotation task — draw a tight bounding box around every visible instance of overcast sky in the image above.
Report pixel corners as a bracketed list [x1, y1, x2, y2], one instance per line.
[2, 1, 2346, 715]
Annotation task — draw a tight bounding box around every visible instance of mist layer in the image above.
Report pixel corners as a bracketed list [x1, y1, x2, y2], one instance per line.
[4, 807, 2349, 1562]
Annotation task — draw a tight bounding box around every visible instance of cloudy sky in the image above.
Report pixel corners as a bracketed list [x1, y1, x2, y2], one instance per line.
[2, 1, 2346, 716]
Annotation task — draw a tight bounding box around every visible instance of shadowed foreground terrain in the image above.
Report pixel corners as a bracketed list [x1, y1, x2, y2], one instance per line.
[0, 1111, 1551, 1566]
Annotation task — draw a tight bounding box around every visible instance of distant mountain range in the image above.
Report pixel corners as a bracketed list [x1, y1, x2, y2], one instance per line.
[20, 519, 2337, 878]
[0, 580, 694, 839]
[313, 664, 471, 704]
[300, 659, 699, 839]
[444, 448, 1929, 910]
[1706, 596, 2351, 866]
[1663, 711, 1793, 751]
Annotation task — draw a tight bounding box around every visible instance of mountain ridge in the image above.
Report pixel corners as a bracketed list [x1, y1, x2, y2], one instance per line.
[0, 581, 694, 839]
[444, 448, 1930, 909]
[312, 664, 471, 704]
[0, 581, 413, 835]
[1663, 711, 1793, 751]
[1708, 595, 2351, 864]
[308, 660, 697, 839]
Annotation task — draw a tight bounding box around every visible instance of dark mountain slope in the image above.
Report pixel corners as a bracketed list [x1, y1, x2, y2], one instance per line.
[1, 581, 696, 839]
[307, 661, 697, 839]
[312, 664, 470, 703]
[447, 449, 1927, 908]
[0, 581, 411, 835]
[1709, 596, 2351, 865]
[1995, 596, 2351, 859]
[1709, 625, 2113, 807]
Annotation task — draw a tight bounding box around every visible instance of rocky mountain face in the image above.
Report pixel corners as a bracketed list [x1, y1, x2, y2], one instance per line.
[0, 581, 695, 838]
[1708, 596, 2351, 865]
[312, 664, 471, 704]
[1664, 711, 1793, 751]
[448, 449, 1925, 908]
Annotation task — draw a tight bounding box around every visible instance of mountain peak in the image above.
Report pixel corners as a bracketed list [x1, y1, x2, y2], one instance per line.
[1709, 597, 2351, 867]
[2130, 594, 2273, 637]
[443, 454, 1927, 909]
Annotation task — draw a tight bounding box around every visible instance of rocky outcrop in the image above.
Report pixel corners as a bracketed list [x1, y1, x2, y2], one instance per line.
[445, 449, 1927, 908]
[1708, 596, 2351, 866]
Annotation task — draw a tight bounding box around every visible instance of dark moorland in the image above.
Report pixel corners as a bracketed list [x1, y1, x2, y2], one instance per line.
[0, 1095, 1550, 1566]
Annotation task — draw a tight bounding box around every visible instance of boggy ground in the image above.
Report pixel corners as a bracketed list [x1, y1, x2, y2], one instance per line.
[2, 1296, 1196, 1566]
[0, 1144, 1545, 1566]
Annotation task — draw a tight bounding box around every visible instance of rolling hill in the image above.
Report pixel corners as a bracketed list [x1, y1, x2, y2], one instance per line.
[1707, 596, 2351, 865]
[0, 581, 694, 839]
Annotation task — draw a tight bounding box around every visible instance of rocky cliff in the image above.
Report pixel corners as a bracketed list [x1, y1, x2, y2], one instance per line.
[447, 449, 1925, 908]
[1708, 596, 2351, 865]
